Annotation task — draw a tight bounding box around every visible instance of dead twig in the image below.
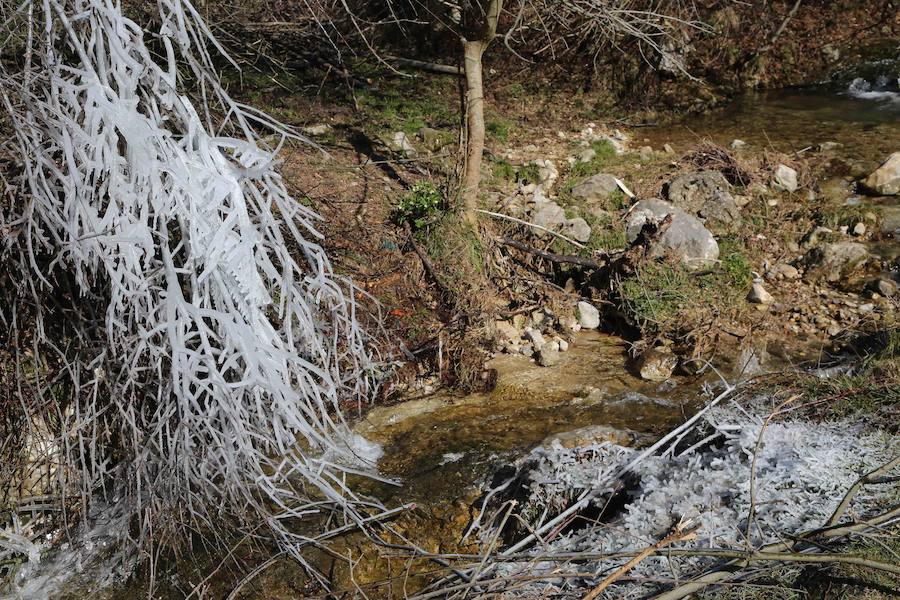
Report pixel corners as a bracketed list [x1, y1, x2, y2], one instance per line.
[583, 518, 700, 600]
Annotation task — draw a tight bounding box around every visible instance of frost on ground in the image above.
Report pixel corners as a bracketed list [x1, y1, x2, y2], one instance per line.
[485, 402, 899, 598]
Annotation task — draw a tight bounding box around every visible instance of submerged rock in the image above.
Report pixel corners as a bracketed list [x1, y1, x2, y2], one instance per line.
[636, 347, 677, 382]
[861, 152, 900, 195]
[541, 425, 639, 449]
[537, 345, 561, 367]
[625, 199, 719, 269]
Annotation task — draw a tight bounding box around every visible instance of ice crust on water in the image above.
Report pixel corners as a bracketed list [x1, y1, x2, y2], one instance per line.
[493, 406, 898, 597]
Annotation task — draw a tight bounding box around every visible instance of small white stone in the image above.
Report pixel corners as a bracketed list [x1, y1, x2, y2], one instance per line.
[577, 301, 600, 329]
[747, 282, 774, 304]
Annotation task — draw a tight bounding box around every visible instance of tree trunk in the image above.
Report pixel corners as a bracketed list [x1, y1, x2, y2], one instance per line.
[462, 39, 486, 222]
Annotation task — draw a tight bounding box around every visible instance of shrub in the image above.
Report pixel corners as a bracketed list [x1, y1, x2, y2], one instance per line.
[396, 181, 443, 229]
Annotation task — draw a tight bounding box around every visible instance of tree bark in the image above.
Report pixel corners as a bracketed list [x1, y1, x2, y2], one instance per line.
[460, 0, 503, 223]
[462, 39, 486, 221]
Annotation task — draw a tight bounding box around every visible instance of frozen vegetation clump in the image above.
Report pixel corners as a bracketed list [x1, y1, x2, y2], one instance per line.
[0, 0, 385, 586]
[485, 404, 898, 598]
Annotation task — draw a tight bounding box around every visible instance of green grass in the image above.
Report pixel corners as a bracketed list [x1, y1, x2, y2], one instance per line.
[492, 160, 541, 185]
[619, 262, 693, 334]
[486, 117, 513, 143]
[356, 82, 456, 136]
[569, 139, 619, 178]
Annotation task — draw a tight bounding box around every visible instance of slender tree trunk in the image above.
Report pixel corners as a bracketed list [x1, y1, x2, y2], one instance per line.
[460, 0, 502, 223]
[462, 40, 486, 221]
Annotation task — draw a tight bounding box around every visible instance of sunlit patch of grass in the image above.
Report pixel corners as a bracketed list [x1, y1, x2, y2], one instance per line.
[569, 139, 619, 178]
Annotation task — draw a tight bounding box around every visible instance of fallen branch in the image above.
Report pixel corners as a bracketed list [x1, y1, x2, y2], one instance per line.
[498, 236, 605, 270]
[476, 209, 586, 249]
[385, 55, 462, 76]
[827, 454, 900, 527]
[652, 504, 900, 600]
[583, 518, 699, 600]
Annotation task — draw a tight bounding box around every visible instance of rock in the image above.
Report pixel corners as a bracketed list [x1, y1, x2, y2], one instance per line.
[418, 127, 446, 151]
[531, 159, 559, 192]
[816, 141, 842, 152]
[520, 344, 533, 356]
[852, 222, 866, 236]
[570, 173, 620, 203]
[389, 131, 417, 157]
[532, 201, 566, 232]
[300, 123, 331, 136]
[667, 171, 740, 232]
[881, 206, 900, 236]
[861, 152, 900, 195]
[578, 148, 597, 163]
[747, 282, 774, 304]
[576, 301, 600, 330]
[558, 339, 570, 352]
[563, 217, 592, 243]
[769, 263, 799, 280]
[523, 328, 546, 351]
[822, 44, 840, 62]
[625, 199, 720, 269]
[870, 277, 898, 298]
[804, 242, 870, 282]
[772, 164, 799, 192]
[537, 345, 561, 367]
[541, 425, 638, 449]
[730, 139, 747, 150]
[637, 347, 677, 382]
[495, 320, 520, 341]
[663, 143, 675, 154]
[734, 343, 768, 378]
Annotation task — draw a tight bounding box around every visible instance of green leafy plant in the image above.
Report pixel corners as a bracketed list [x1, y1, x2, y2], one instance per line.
[396, 181, 443, 229]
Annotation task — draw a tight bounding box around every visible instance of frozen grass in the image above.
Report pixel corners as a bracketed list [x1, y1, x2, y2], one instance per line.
[0, 0, 386, 587]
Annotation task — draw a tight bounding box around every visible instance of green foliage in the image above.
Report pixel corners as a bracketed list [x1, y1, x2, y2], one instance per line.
[569, 139, 619, 178]
[486, 117, 512, 142]
[357, 82, 455, 135]
[396, 182, 443, 230]
[492, 160, 541, 185]
[619, 262, 692, 334]
[817, 203, 868, 230]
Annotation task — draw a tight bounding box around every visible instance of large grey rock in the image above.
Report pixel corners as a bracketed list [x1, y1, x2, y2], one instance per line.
[667, 171, 740, 232]
[571, 173, 620, 203]
[531, 159, 559, 193]
[626, 199, 720, 269]
[563, 217, 592, 242]
[532, 202, 566, 232]
[804, 242, 870, 282]
[576, 301, 600, 329]
[862, 152, 900, 195]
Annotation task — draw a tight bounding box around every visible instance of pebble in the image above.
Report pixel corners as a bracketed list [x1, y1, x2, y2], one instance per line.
[747, 282, 774, 304]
